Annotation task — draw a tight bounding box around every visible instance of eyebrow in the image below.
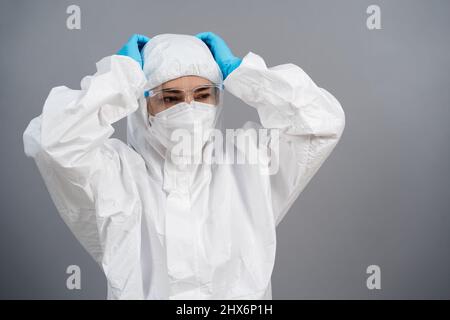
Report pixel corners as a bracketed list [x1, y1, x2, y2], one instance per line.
[194, 87, 212, 92]
[158, 85, 214, 93]
[159, 88, 184, 93]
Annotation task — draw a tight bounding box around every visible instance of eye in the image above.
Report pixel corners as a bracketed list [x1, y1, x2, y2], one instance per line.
[195, 93, 211, 100]
[163, 96, 182, 103]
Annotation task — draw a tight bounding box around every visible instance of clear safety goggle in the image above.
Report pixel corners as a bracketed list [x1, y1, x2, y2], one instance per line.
[146, 83, 224, 111]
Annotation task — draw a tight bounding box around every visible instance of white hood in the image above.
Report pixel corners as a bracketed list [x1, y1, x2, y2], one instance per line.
[126, 34, 224, 182]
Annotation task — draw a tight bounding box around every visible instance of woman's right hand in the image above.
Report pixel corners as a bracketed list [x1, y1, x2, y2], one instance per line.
[117, 34, 150, 69]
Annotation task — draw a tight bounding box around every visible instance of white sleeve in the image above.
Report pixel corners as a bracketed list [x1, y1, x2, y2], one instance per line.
[224, 52, 346, 226]
[23, 55, 147, 298]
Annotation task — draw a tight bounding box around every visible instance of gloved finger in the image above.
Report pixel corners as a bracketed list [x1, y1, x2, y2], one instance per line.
[135, 34, 151, 50]
[117, 34, 147, 55]
[195, 32, 214, 53]
[195, 32, 226, 49]
[196, 32, 234, 60]
[124, 34, 150, 50]
[136, 35, 150, 67]
[195, 32, 215, 43]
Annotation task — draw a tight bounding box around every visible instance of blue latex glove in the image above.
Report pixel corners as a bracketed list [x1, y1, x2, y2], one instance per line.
[195, 32, 242, 80]
[117, 34, 150, 97]
[117, 34, 150, 69]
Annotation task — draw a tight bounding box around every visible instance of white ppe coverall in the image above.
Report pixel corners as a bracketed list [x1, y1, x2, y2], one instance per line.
[23, 34, 345, 299]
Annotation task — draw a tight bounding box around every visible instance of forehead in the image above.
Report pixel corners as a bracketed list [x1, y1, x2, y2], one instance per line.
[159, 76, 213, 90]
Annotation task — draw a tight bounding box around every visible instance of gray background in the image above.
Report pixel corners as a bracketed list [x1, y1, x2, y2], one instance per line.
[1, 0, 449, 299]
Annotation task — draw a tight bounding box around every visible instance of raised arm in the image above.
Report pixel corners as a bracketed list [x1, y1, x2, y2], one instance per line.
[23, 54, 148, 298]
[224, 52, 345, 226]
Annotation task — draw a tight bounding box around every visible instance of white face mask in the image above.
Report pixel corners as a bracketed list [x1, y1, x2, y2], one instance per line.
[148, 101, 218, 159]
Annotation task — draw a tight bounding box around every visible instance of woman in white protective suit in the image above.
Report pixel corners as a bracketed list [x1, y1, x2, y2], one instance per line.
[23, 33, 345, 299]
